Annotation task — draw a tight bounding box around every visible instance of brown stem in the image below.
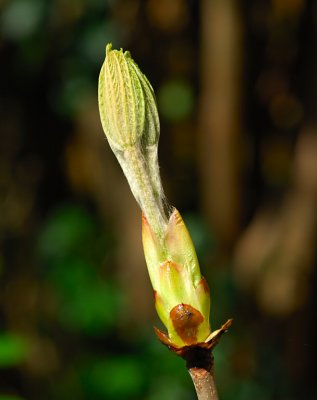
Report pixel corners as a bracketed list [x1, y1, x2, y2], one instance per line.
[184, 348, 218, 400]
[188, 367, 218, 400]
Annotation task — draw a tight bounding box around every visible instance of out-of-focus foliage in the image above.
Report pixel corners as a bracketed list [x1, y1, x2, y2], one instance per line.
[158, 80, 194, 122]
[1, 0, 316, 399]
[38, 205, 122, 336]
[1, 0, 44, 40]
[0, 396, 24, 400]
[0, 334, 29, 368]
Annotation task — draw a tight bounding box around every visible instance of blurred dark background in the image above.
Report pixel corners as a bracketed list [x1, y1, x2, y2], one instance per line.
[1, 0, 317, 399]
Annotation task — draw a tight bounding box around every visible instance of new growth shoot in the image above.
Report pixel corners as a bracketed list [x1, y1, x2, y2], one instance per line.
[98, 43, 231, 400]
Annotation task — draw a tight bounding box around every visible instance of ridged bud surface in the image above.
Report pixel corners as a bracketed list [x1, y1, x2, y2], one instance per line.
[98, 43, 159, 152]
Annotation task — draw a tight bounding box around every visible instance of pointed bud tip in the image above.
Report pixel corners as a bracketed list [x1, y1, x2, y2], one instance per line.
[105, 43, 112, 54]
[124, 50, 131, 58]
[169, 208, 182, 226]
[142, 212, 148, 224]
[105, 43, 130, 58]
[142, 213, 152, 236]
[200, 276, 210, 294]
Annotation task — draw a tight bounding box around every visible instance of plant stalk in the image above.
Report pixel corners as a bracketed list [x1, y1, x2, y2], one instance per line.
[184, 348, 218, 400]
[117, 145, 168, 243]
[188, 367, 218, 400]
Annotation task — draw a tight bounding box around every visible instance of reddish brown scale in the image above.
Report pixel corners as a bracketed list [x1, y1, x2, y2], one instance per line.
[154, 318, 233, 357]
[200, 276, 210, 293]
[170, 303, 204, 345]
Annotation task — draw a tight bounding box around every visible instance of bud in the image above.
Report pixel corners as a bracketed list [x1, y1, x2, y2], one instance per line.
[98, 44, 228, 352]
[98, 44, 167, 239]
[142, 208, 211, 347]
[98, 43, 159, 152]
